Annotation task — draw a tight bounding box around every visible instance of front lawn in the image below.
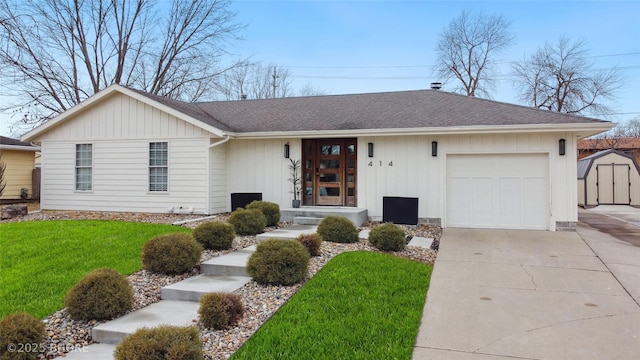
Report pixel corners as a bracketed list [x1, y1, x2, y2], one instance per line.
[231, 251, 432, 360]
[0, 220, 190, 319]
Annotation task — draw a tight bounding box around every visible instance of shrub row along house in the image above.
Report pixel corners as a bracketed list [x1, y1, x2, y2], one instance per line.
[22, 84, 612, 231]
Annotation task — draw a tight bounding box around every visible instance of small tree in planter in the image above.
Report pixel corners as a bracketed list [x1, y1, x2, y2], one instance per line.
[288, 158, 302, 208]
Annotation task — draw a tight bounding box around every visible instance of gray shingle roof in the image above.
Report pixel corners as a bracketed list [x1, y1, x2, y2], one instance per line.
[0, 136, 37, 148]
[132, 88, 609, 134]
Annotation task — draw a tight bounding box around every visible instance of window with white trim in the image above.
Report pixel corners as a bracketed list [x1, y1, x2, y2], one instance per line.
[149, 142, 168, 192]
[75, 144, 92, 191]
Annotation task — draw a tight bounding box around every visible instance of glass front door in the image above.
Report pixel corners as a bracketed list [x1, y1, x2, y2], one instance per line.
[302, 139, 357, 206]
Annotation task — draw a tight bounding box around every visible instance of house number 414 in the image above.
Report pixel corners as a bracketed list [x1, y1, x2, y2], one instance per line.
[368, 161, 393, 167]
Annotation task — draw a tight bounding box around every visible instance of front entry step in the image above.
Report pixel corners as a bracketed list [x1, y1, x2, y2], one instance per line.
[200, 245, 255, 276]
[281, 207, 368, 226]
[256, 225, 317, 242]
[293, 216, 323, 225]
[91, 300, 199, 345]
[161, 274, 252, 302]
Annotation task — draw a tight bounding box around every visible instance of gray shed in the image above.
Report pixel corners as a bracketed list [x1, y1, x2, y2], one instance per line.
[578, 149, 640, 207]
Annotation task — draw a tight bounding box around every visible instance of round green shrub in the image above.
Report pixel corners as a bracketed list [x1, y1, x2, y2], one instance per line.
[142, 233, 202, 275]
[64, 268, 133, 321]
[246, 200, 281, 227]
[296, 233, 322, 257]
[317, 216, 359, 243]
[0, 313, 45, 360]
[114, 325, 202, 360]
[247, 239, 310, 285]
[198, 292, 244, 330]
[192, 221, 235, 250]
[368, 222, 406, 251]
[228, 208, 267, 235]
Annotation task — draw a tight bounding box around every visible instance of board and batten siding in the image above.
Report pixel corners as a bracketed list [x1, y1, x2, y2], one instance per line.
[358, 133, 578, 230]
[38, 93, 219, 213]
[226, 139, 300, 210]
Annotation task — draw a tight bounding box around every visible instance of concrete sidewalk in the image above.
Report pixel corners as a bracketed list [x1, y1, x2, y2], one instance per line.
[413, 228, 640, 359]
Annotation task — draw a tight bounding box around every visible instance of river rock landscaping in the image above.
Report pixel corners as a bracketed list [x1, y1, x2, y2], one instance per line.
[4, 210, 439, 359]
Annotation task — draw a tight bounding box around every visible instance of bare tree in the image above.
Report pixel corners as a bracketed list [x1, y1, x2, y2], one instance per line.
[0, 154, 6, 196]
[219, 62, 293, 100]
[618, 116, 640, 138]
[0, 0, 242, 132]
[434, 10, 514, 97]
[296, 83, 327, 97]
[512, 37, 622, 116]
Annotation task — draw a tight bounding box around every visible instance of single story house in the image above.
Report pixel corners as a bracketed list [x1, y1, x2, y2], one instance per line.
[578, 149, 640, 207]
[0, 136, 40, 201]
[22, 84, 612, 231]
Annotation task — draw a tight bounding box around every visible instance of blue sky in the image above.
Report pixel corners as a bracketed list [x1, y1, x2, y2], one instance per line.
[1, 0, 638, 137]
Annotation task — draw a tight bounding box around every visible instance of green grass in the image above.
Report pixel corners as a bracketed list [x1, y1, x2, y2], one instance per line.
[231, 251, 432, 360]
[0, 220, 190, 319]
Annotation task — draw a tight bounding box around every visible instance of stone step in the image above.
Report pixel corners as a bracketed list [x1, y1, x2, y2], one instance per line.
[408, 236, 434, 249]
[293, 216, 323, 225]
[161, 274, 252, 302]
[256, 224, 317, 242]
[56, 343, 116, 359]
[91, 300, 199, 345]
[200, 245, 256, 276]
[281, 207, 368, 226]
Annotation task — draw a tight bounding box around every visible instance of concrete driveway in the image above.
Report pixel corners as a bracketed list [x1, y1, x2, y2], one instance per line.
[579, 205, 640, 247]
[413, 228, 640, 359]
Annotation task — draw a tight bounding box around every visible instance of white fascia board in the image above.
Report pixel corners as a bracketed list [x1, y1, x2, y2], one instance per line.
[232, 122, 614, 140]
[22, 84, 227, 142]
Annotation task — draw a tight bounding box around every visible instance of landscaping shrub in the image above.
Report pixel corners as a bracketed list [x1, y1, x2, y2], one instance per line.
[296, 233, 322, 257]
[246, 200, 281, 227]
[142, 233, 202, 275]
[64, 268, 133, 321]
[368, 223, 406, 251]
[198, 292, 244, 330]
[0, 312, 45, 360]
[228, 208, 267, 235]
[114, 325, 202, 360]
[192, 221, 235, 250]
[317, 216, 359, 243]
[246, 239, 310, 285]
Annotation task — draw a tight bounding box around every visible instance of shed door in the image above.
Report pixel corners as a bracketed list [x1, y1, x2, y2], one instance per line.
[447, 154, 549, 230]
[597, 164, 631, 205]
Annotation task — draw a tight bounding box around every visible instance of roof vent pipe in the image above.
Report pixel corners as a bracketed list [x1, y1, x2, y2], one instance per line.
[240, 94, 247, 100]
[430, 82, 442, 90]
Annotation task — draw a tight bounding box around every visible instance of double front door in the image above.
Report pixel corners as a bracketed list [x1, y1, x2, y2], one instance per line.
[301, 139, 357, 206]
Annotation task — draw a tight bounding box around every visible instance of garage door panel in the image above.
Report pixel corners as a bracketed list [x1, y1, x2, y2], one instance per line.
[447, 154, 549, 230]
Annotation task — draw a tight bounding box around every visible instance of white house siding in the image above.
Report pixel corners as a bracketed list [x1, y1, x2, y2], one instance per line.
[358, 133, 578, 231]
[226, 139, 301, 211]
[209, 143, 228, 213]
[38, 93, 217, 213]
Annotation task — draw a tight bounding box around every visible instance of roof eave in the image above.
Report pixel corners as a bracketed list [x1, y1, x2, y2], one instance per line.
[22, 84, 227, 142]
[0, 144, 41, 151]
[232, 122, 615, 140]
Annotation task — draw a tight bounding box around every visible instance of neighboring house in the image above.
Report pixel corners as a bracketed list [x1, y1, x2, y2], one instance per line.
[22, 84, 612, 231]
[578, 137, 640, 165]
[0, 136, 40, 201]
[577, 149, 640, 208]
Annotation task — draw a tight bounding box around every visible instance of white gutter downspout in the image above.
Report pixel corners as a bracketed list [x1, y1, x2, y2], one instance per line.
[206, 133, 231, 215]
[208, 133, 231, 148]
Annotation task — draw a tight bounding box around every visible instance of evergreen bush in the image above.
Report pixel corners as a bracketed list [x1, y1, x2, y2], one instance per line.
[64, 268, 133, 321]
[246, 239, 310, 285]
[198, 292, 244, 330]
[0, 312, 45, 360]
[296, 233, 322, 257]
[142, 233, 202, 275]
[246, 201, 281, 227]
[368, 223, 406, 251]
[228, 208, 267, 235]
[192, 221, 235, 250]
[317, 216, 359, 243]
[114, 325, 203, 360]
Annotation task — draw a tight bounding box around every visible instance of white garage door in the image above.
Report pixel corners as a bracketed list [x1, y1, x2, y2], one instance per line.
[447, 154, 549, 230]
